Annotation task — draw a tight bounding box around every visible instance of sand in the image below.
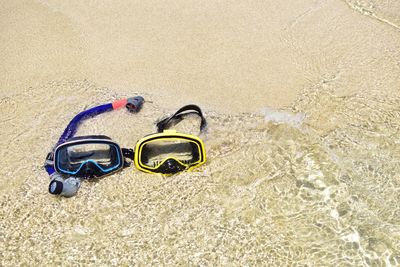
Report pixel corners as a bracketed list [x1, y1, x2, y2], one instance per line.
[2, 0, 399, 112]
[1, 0, 400, 265]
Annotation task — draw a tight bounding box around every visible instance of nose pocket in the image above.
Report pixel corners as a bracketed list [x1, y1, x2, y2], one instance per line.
[157, 158, 187, 174]
[76, 161, 99, 178]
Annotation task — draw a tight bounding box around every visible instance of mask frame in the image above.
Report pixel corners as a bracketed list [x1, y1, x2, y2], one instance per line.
[53, 136, 125, 178]
[134, 130, 206, 174]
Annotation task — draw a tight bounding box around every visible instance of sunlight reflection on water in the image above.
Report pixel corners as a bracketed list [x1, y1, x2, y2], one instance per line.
[0, 80, 399, 266]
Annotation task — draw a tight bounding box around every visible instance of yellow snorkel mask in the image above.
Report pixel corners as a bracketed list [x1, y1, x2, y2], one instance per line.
[134, 105, 207, 175]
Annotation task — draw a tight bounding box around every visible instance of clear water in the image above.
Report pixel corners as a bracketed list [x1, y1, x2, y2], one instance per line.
[0, 80, 399, 266]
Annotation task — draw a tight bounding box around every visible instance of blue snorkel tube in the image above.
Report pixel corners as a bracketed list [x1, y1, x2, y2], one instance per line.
[45, 96, 144, 197]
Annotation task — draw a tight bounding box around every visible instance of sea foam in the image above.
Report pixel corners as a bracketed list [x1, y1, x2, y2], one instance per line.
[262, 107, 305, 128]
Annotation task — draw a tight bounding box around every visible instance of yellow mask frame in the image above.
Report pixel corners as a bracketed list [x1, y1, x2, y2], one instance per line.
[134, 130, 206, 174]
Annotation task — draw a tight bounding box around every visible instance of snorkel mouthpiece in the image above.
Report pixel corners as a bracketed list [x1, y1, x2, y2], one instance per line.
[49, 173, 81, 197]
[49, 179, 63, 195]
[126, 96, 144, 113]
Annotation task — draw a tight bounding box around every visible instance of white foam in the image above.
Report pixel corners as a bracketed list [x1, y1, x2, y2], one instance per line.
[262, 107, 305, 128]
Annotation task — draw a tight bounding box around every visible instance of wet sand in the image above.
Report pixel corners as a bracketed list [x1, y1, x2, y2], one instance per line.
[1, 0, 400, 265]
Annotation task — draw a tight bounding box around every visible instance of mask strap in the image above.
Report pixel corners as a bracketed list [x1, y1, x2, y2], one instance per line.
[122, 148, 134, 160]
[156, 105, 207, 133]
[121, 148, 134, 168]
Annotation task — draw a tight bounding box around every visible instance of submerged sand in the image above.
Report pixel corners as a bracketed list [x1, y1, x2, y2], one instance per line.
[1, 0, 400, 265]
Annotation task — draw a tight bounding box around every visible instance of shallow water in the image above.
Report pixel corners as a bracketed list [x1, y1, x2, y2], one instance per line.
[1, 0, 400, 266]
[1, 80, 399, 266]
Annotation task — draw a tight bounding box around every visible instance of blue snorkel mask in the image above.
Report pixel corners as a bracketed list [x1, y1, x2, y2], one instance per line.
[44, 96, 143, 197]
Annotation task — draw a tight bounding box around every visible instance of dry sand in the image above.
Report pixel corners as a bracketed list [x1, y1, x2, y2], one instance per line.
[2, 0, 399, 112]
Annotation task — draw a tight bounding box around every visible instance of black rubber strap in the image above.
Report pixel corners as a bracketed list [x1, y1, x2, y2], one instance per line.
[122, 148, 134, 160]
[122, 148, 134, 168]
[156, 105, 207, 133]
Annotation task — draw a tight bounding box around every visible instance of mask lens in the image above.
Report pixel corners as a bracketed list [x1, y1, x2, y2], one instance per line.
[66, 143, 113, 165]
[140, 139, 200, 168]
[55, 141, 122, 176]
